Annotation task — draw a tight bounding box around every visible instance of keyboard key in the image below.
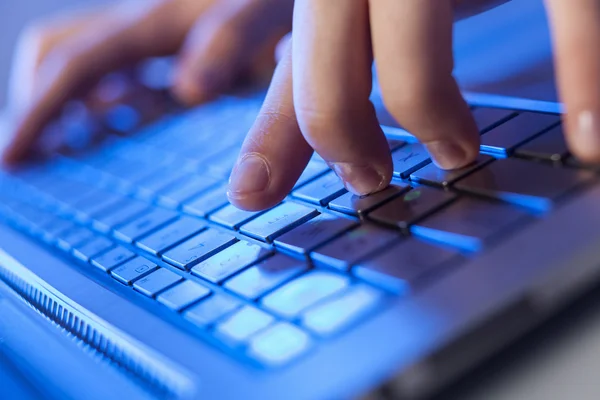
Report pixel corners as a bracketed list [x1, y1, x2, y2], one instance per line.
[209, 204, 263, 230]
[162, 229, 237, 270]
[274, 213, 358, 255]
[515, 125, 569, 162]
[328, 181, 410, 216]
[207, 147, 240, 178]
[51, 181, 96, 208]
[481, 112, 560, 155]
[410, 154, 494, 187]
[184, 293, 241, 327]
[113, 208, 178, 243]
[224, 255, 308, 299]
[262, 271, 350, 318]
[353, 238, 460, 293]
[133, 268, 184, 297]
[471, 108, 517, 133]
[391, 143, 431, 179]
[368, 186, 457, 230]
[91, 246, 136, 272]
[182, 184, 229, 217]
[136, 217, 206, 256]
[191, 241, 272, 283]
[454, 158, 594, 212]
[136, 168, 188, 198]
[412, 197, 529, 252]
[157, 280, 211, 311]
[215, 306, 274, 343]
[56, 227, 95, 251]
[40, 218, 76, 242]
[158, 176, 219, 209]
[73, 236, 114, 262]
[302, 285, 381, 336]
[110, 257, 159, 285]
[248, 323, 311, 366]
[92, 199, 149, 233]
[74, 190, 123, 222]
[292, 172, 346, 205]
[9, 204, 53, 235]
[239, 203, 318, 242]
[294, 161, 330, 189]
[311, 224, 400, 270]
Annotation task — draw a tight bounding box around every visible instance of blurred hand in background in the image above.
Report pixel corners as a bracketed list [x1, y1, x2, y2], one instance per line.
[2, 0, 293, 164]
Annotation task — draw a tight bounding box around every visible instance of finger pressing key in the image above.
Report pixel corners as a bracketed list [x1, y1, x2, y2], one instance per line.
[292, 0, 393, 196]
[370, 0, 480, 170]
[227, 40, 313, 211]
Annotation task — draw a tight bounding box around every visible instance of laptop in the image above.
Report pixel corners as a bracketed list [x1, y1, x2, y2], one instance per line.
[1, 1, 598, 399]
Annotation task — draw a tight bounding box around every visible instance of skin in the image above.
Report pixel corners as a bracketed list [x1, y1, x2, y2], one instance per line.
[3, 0, 600, 212]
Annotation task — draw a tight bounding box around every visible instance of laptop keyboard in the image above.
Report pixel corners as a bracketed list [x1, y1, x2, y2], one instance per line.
[0, 94, 596, 368]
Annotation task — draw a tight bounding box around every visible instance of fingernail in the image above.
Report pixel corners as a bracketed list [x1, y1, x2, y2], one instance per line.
[425, 140, 469, 170]
[228, 153, 271, 198]
[573, 110, 600, 160]
[330, 162, 386, 196]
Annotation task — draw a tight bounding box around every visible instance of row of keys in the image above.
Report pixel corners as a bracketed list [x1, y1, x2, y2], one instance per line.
[0, 105, 595, 369]
[0, 187, 387, 366]
[94, 243, 384, 365]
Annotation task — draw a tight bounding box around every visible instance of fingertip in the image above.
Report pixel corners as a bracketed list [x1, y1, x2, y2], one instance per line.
[170, 71, 216, 107]
[330, 160, 392, 197]
[424, 139, 479, 171]
[226, 152, 289, 211]
[227, 191, 285, 212]
[566, 110, 600, 163]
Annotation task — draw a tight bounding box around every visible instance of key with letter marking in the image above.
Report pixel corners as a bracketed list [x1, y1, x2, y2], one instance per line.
[157, 280, 211, 311]
[224, 254, 308, 299]
[192, 241, 272, 283]
[274, 213, 358, 255]
[111, 257, 159, 285]
[391, 143, 431, 179]
[292, 172, 346, 205]
[354, 238, 460, 293]
[162, 229, 237, 270]
[311, 224, 400, 270]
[136, 216, 206, 255]
[368, 186, 457, 230]
[239, 202, 318, 242]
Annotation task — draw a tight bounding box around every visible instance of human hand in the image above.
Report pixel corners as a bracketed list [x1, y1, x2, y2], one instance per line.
[228, 0, 600, 211]
[2, 0, 293, 164]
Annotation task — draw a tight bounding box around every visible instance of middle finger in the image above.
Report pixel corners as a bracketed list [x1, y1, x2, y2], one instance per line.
[293, 0, 393, 196]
